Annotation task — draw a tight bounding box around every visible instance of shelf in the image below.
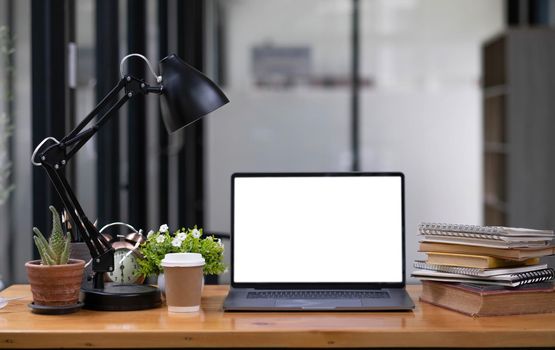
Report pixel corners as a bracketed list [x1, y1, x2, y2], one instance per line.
[484, 152, 506, 203]
[484, 142, 507, 154]
[482, 35, 506, 88]
[483, 29, 555, 227]
[484, 195, 507, 212]
[485, 205, 507, 226]
[484, 94, 506, 143]
[483, 85, 507, 98]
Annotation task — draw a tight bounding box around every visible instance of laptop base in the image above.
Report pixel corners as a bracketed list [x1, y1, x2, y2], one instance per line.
[223, 287, 415, 311]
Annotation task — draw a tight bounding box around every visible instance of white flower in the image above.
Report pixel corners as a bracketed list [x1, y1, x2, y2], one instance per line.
[171, 238, 183, 247]
[217, 238, 224, 251]
[147, 230, 155, 238]
[192, 229, 201, 238]
[156, 235, 166, 243]
[159, 224, 169, 233]
[177, 231, 187, 240]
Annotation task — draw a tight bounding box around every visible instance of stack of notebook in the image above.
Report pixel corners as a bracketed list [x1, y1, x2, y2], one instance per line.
[412, 222, 555, 316]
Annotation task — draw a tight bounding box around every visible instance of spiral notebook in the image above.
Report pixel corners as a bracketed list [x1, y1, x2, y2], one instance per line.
[418, 223, 554, 248]
[413, 260, 549, 277]
[411, 268, 555, 287]
[420, 236, 552, 249]
[419, 223, 554, 240]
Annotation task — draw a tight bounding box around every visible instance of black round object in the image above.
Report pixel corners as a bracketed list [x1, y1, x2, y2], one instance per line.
[81, 283, 162, 311]
[29, 302, 84, 315]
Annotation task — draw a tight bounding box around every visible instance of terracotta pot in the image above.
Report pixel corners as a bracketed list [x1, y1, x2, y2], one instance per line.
[25, 259, 85, 306]
[70, 242, 92, 283]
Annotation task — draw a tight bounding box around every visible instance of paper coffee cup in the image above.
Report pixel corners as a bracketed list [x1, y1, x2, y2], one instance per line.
[161, 253, 205, 313]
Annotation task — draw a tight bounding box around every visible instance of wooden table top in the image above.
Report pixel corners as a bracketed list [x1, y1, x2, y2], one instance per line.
[1, 284, 555, 348]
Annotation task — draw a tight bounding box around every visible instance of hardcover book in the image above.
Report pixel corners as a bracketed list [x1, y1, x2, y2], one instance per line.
[420, 281, 555, 317]
[419, 241, 555, 261]
[426, 252, 539, 268]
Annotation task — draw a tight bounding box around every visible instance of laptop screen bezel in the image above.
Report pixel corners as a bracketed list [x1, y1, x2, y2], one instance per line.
[230, 172, 406, 289]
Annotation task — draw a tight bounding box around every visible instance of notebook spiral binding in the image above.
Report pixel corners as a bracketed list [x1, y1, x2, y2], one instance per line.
[413, 261, 555, 281]
[418, 223, 505, 240]
[512, 269, 555, 286]
[413, 261, 485, 277]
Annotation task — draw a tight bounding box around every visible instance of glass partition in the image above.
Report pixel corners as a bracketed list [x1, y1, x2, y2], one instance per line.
[207, 0, 352, 237]
[359, 0, 503, 281]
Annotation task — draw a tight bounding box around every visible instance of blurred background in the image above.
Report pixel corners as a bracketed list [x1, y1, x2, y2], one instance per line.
[0, 0, 553, 287]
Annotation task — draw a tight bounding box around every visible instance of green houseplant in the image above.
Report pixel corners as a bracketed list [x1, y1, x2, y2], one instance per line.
[137, 225, 226, 280]
[25, 206, 85, 307]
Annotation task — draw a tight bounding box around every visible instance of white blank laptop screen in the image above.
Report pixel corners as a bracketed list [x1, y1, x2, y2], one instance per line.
[233, 175, 403, 283]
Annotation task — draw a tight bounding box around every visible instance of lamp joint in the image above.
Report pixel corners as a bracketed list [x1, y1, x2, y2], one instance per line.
[32, 137, 67, 169]
[123, 75, 151, 98]
[145, 86, 164, 95]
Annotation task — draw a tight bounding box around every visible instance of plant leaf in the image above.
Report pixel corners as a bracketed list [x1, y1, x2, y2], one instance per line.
[33, 227, 56, 264]
[33, 235, 56, 265]
[59, 234, 71, 264]
[48, 206, 65, 261]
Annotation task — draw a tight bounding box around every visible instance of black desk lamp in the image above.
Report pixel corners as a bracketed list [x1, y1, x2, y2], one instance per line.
[31, 53, 229, 310]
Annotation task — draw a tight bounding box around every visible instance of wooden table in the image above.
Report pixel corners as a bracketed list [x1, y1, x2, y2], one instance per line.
[2, 284, 555, 348]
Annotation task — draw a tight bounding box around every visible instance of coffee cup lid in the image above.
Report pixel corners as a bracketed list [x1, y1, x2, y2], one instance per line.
[161, 253, 205, 267]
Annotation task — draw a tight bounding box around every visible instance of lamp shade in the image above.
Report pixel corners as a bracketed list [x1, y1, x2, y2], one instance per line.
[159, 54, 229, 133]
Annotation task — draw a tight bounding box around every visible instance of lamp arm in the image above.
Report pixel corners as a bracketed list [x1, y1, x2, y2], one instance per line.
[64, 93, 130, 161]
[63, 77, 161, 161]
[41, 163, 112, 259]
[34, 75, 158, 165]
[40, 160, 113, 289]
[31, 75, 159, 290]
[62, 78, 127, 143]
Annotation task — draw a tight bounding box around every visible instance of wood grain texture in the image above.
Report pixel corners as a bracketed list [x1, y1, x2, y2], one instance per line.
[2, 284, 555, 348]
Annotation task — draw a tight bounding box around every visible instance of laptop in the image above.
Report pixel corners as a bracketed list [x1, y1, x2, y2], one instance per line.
[223, 172, 415, 311]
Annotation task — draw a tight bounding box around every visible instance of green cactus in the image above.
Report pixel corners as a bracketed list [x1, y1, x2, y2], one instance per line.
[32, 206, 71, 265]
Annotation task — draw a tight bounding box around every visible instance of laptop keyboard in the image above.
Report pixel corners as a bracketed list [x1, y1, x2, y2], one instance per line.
[246, 290, 390, 299]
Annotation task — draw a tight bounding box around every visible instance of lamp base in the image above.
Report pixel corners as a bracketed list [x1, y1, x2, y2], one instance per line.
[81, 283, 162, 311]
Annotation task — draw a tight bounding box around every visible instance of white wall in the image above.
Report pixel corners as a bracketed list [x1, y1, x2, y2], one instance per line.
[359, 0, 503, 282]
[207, 0, 504, 283]
[12, 0, 32, 283]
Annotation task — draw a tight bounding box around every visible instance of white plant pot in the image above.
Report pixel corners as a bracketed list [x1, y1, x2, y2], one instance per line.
[157, 273, 166, 296]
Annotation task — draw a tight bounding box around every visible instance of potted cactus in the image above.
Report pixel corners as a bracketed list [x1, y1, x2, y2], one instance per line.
[25, 206, 85, 308]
